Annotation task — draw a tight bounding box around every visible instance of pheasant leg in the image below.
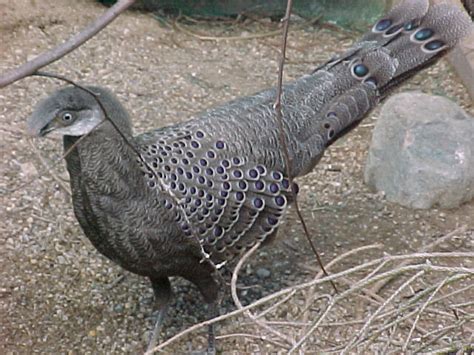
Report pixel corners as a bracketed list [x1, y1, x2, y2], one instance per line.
[206, 301, 219, 355]
[146, 277, 172, 353]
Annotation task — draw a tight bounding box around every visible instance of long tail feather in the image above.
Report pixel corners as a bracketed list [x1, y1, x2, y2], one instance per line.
[290, 0, 472, 175]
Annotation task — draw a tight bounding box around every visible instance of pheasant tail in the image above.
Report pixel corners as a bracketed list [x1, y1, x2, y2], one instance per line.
[299, 0, 472, 163]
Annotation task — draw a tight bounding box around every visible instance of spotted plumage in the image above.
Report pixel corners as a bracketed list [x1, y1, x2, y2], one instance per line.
[137, 126, 292, 262]
[27, 0, 471, 351]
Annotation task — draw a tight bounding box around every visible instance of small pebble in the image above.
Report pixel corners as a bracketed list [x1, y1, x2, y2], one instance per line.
[256, 268, 271, 279]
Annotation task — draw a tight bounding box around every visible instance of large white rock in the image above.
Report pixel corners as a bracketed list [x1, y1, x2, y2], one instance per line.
[364, 92, 474, 209]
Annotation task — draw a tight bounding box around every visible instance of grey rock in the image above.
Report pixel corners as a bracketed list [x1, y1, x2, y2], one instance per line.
[364, 92, 474, 209]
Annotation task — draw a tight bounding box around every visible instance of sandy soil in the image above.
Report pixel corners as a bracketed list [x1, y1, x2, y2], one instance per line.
[1, 0, 473, 353]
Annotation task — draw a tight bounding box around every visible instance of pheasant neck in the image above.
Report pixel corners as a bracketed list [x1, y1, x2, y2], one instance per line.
[63, 128, 146, 198]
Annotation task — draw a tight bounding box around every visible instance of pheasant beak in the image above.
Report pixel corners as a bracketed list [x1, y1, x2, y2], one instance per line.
[37, 121, 58, 137]
[27, 113, 59, 137]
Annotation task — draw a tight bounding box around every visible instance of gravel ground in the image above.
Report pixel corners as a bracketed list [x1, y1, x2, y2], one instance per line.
[1, 0, 473, 353]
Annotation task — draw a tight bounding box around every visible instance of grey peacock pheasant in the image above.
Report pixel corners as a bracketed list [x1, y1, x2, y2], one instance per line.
[27, 0, 471, 352]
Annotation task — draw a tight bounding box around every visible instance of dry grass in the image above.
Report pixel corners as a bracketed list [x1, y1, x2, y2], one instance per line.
[148, 226, 473, 353]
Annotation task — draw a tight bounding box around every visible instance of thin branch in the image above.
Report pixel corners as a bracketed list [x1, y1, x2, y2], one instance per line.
[246, 320, 312, 327]
[0, 0, 136, 88]
[231, 242, 294, 346]
[255, 289, 297, 319]
[360, 275, 469, 352]
[299, 243, 384, 340]
[414, 319, 469, 353]
[374, 273, 469, 322]
[289, 294, 336, 353]
[288, 263, 473, 353]
[451, 300, 474, 309]
[215, 333, 288, 349]
[402, 275, 451, 351]
[150, 235, 471, 351]
[362, 307, 424, 350]
[370, 226, 468, 294]
[272, 0, 336, 293]
[342, 270, 426, 353]
[382, 323, 400, 354]
[428, 283, 474, 306]
[150, 289, 294, 352]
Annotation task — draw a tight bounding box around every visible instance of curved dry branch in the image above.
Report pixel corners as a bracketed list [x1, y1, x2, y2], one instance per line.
[342, 270, 426, 353]
[402, 276, 451, 351]
[370, 226, 468, 294]
[151, 228, 471, 352]
[0, 0, 136, 88]
[230, 242, 295, 346]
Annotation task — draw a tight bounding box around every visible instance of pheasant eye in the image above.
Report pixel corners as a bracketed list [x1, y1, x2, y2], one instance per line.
[62, 112, 73, 122]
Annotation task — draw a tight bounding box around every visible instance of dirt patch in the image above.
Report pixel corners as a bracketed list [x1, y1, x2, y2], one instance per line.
[1, 0, 473, 353]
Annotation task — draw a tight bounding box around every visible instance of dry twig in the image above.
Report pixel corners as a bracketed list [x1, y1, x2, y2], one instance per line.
[370, 226, 468, 294]
[230, 242, 294, 347]
[402, 275, 451, 351]
[150, 226, 471, 352]
[272, 0, 336, 292]
[0, 0, 136, 88]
